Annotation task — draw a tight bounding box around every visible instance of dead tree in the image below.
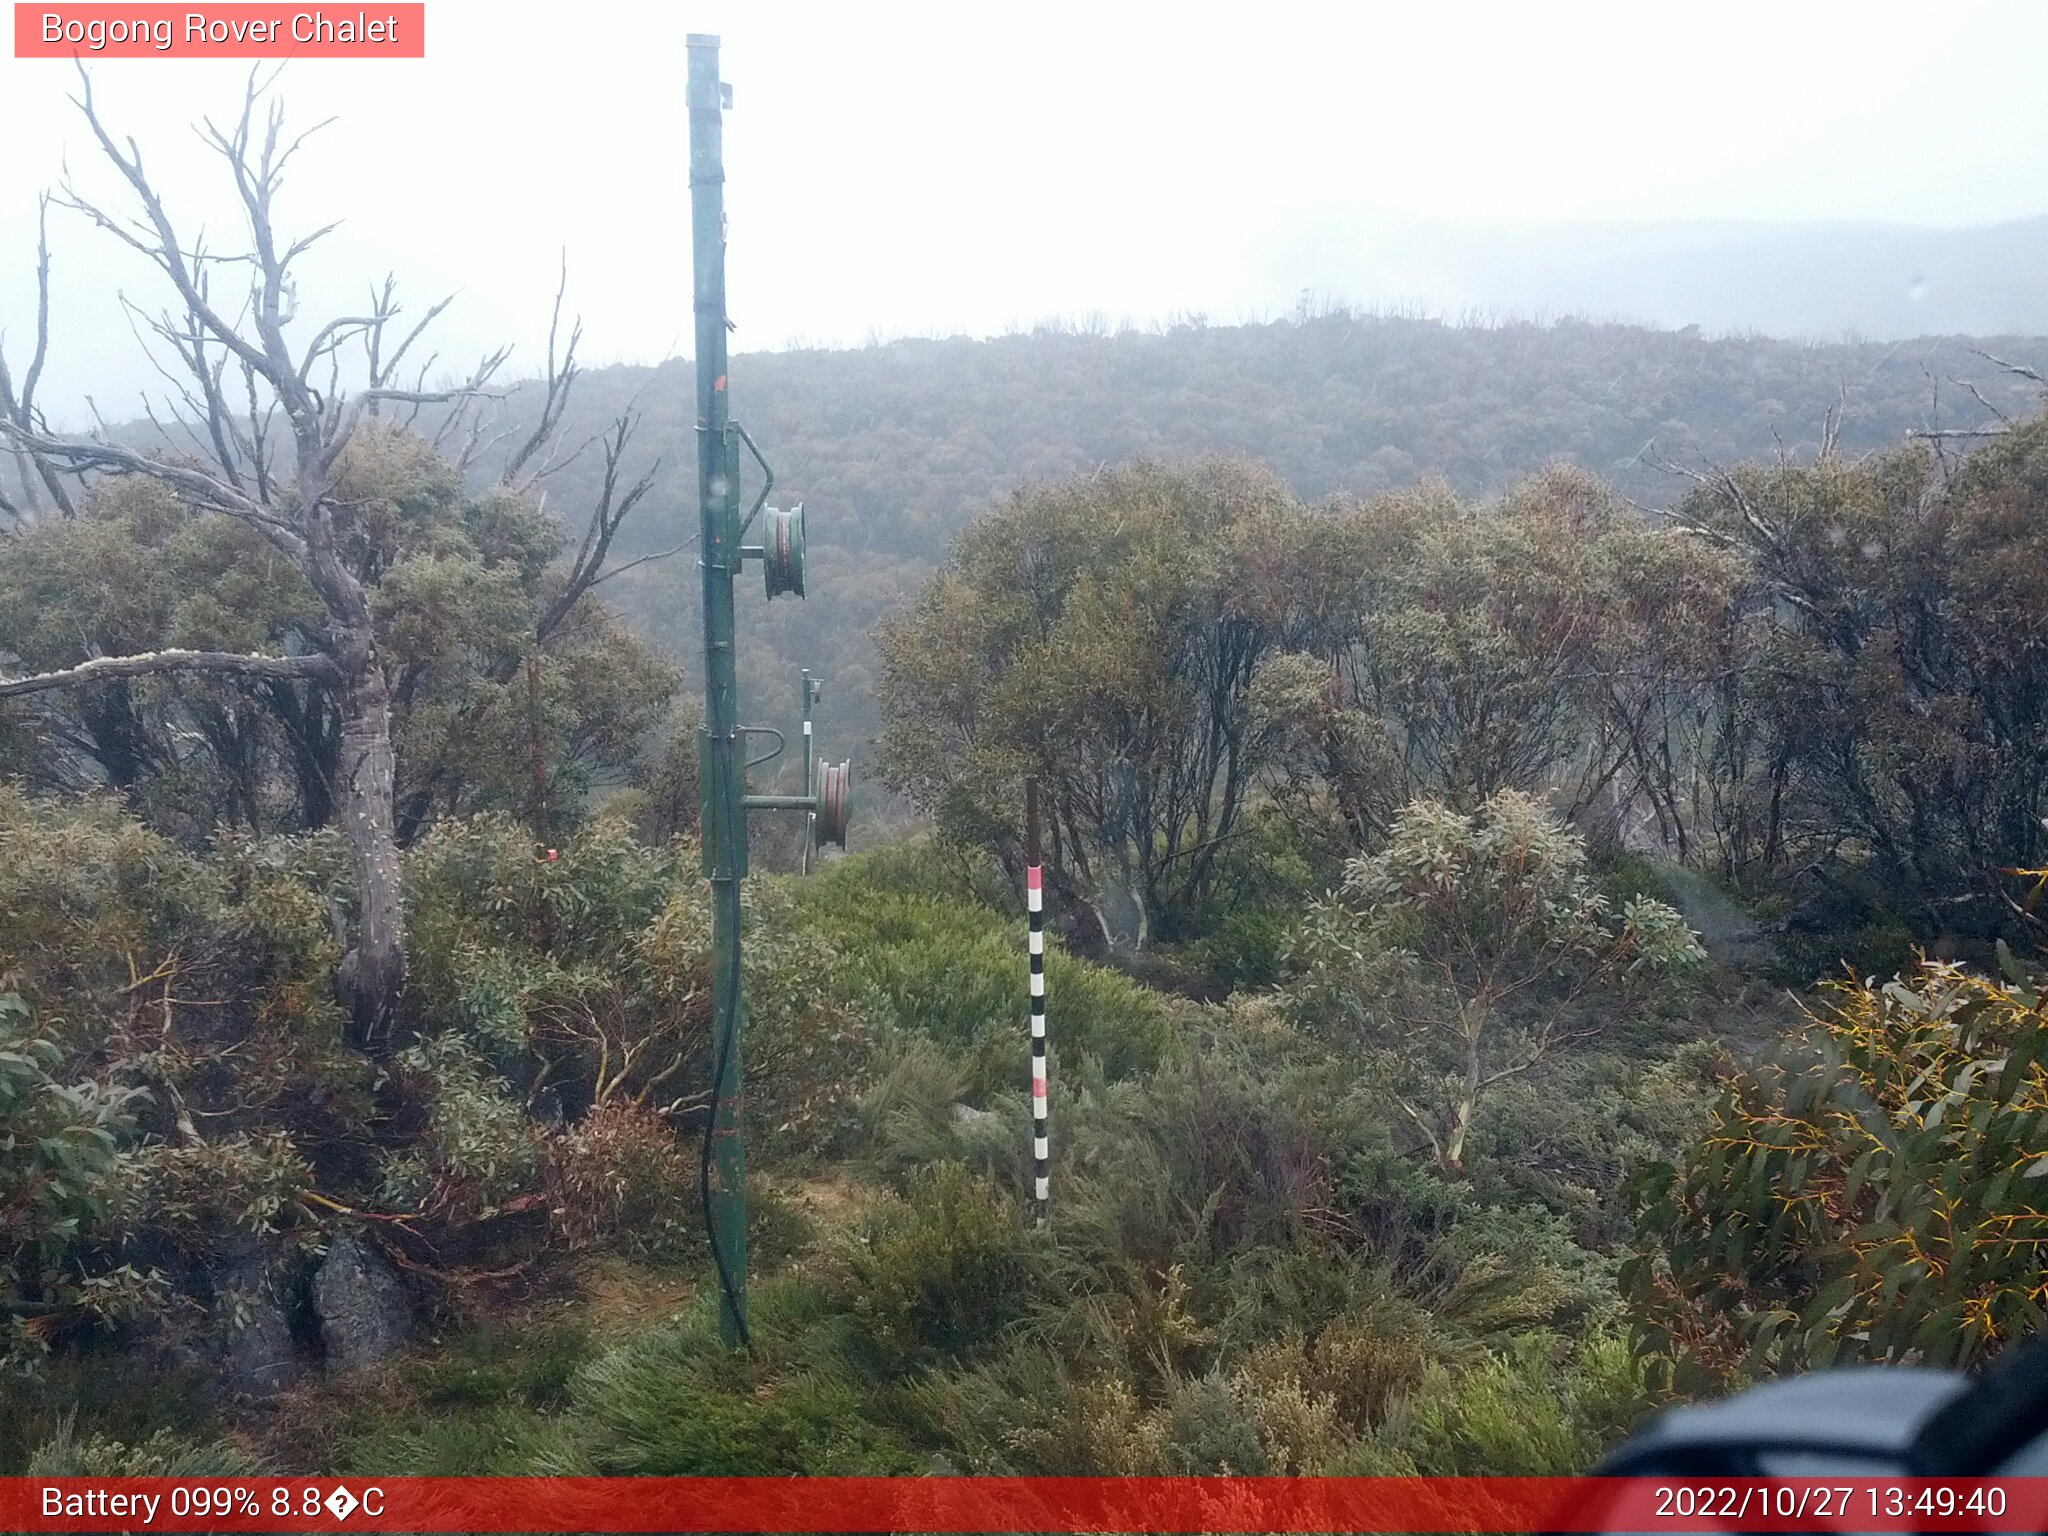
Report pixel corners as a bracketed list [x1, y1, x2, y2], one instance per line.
[0, 73, 519, 1041]
[0, 197, 78, 521]
[0, 73, 685, 1042]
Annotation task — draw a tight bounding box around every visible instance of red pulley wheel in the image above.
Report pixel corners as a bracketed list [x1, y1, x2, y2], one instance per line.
[764, 504, 806, 600]
[814, 759, 850, 849]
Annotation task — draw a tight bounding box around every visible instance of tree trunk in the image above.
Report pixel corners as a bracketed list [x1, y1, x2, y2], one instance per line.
[79, 683, 154, 794]
[266, 678, 338, 830]
[1443, 1093, 1475, 1173]
[1443, 1018, 1483, 1173]
[334, 656, 406, 1044]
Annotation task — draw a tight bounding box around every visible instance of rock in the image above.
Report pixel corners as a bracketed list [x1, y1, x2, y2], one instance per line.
[313, 1230, 411, 1373]
[950, 1097, 999, 1138]
[210, 1236, 300, 1398]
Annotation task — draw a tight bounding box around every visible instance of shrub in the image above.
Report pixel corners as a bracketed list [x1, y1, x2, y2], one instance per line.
[404, 812, 686, 1071]
[408, 814, 872, 1166]
[908, 1343, 1172, 1474]
[1392, 1344, 1594, 1474]
[852, 1035, 978, 1184]
[0, 789, 349, 1047]
[1625, 956, 2048, 1386]
[1301, 1309, 1434, 1431]
[1054, 1043, 1351, 1284]
[803, 836, 1011, 910]
[113, 1130, 313, 1255]
[1330, 1331, 1649, 1476]
[0, 789, 225, 1013]
[1285, 791, 1704, 1171]
[0, 791, 363, 1322]
[1462, 1043, 1721, 1248]
[1172, 807, 1339, 997]
[1203, 1341, 1350, 1472]
[564, 1279, 923, 1475]
[0, 994, 148, 1371]
[832, 1162, 1037, 1364]
[379, 1036, 545, 1224]
[546, 1100, 692, 1257]
[795, 866, 1170, 1097]
[28, 1419, 261, 1476]
[1161, 1372, 1274, 1474]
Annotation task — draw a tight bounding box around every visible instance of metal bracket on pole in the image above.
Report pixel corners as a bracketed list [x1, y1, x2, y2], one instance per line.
[740, 725, 786, 772]
[733, 422, 775, 539]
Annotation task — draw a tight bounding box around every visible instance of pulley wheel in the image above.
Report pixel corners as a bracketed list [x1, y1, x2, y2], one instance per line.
[764, 502, 806, 599]
[814, 758, 850, 849]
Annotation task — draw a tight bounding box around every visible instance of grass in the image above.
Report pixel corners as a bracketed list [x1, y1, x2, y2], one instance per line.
[0, 1346, 217, 1474]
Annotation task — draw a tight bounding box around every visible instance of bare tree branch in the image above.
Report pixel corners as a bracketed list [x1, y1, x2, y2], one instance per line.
[0, 420, 306, 554]
[536, 414, 659, 642]
[501, 252, 581, 487]
[368, 279, 453, 394]
[1974, 348, 2046, 387]
[12, 68, 574, 1039]
[0, 194, 79, 517]
[1, 648, 340, 700]
[582, 535, 698, 591]
[62, 65, 278, 388]
[1956, 376, 2013, 427]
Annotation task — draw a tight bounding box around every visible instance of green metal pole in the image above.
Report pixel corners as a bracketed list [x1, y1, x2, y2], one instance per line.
[688, 32, 748, 1347]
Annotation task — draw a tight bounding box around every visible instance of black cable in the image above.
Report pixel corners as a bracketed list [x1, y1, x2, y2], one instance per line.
[698, 968, 752, 1351]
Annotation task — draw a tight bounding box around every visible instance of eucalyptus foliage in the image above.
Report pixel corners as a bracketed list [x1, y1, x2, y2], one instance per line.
[0, 994, 145, 1371]
[877, 458, 1338, 949]
[1287, 791, 1705, 1170]
[0, 428, 676, 843]
[1625, 955, 2048, 1386]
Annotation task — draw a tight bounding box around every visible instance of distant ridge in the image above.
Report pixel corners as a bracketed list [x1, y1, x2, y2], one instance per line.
[1254, 214, 2048, 341]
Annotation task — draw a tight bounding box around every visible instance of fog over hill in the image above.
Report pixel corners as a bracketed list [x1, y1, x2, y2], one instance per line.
[459, 310, 2048, 801]
[1252, 215, 2048, 340]
[32, 309, 2047, 801]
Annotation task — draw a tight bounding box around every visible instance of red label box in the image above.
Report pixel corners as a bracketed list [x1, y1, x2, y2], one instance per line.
[14, 3, 425, 57]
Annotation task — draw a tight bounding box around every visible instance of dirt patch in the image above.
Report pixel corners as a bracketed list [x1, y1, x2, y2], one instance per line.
[235, 1357, 420, 1472]
[581, 1256, 698, 1335]
[790, 1167, 869, 1226]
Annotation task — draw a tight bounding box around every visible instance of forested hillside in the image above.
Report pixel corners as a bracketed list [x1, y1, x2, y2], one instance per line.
[3, 77, 2046, 1491]
[491, 314, 2048, 792]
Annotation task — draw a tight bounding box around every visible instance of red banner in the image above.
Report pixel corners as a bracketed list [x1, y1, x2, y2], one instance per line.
[4, 1476, 2047, 1532]
[13, 4, 424, 57]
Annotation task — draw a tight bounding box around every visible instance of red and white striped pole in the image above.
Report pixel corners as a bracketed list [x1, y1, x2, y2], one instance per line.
[1026, 777, 1049, 1226]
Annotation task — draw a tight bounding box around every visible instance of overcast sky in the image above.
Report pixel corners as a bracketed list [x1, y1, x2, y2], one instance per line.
[4, 0, 2048, 422]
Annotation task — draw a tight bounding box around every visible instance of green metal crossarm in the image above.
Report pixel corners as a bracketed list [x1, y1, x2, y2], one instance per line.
[743, 793, 822, 812]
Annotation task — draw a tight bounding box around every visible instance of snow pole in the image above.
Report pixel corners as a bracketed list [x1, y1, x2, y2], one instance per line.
[1026, 778, 1049, 1226]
